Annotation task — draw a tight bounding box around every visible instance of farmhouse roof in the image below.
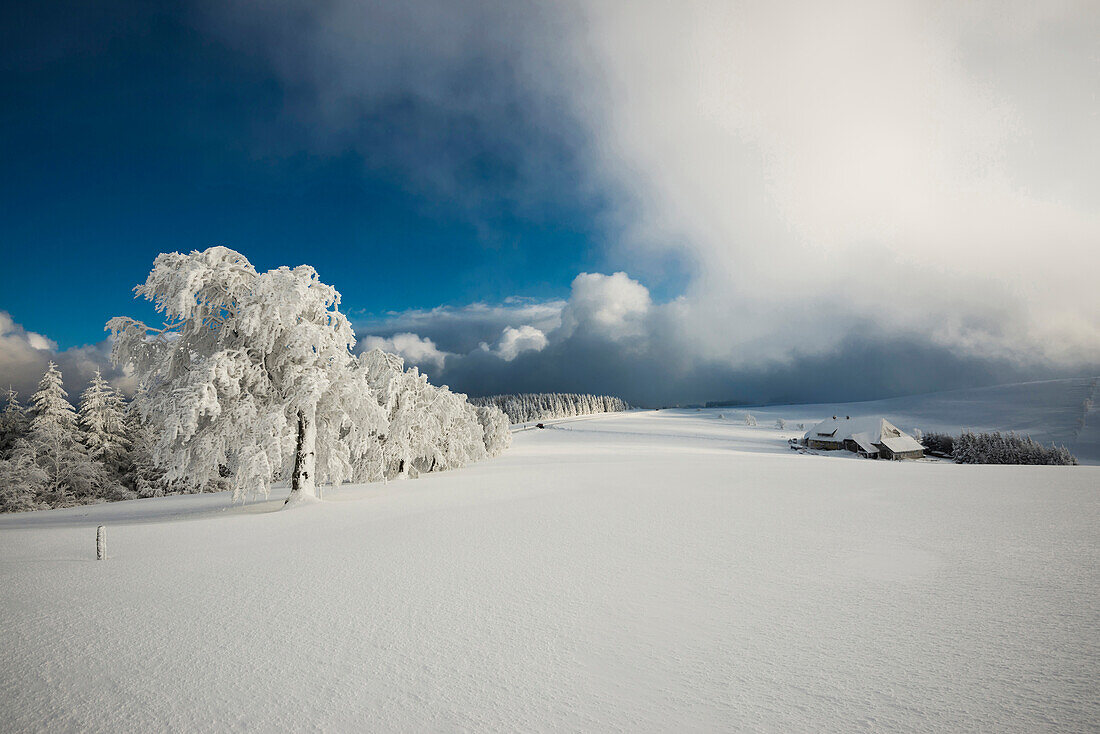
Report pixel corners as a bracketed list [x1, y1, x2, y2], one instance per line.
[849, 432, 880, 454]
[804, 416, 921, 452]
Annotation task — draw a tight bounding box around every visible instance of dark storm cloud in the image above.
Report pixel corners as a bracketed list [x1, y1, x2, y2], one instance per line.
[358, 273, 1098, 405]
[201, 0, 593, 228]
[6, 1, 1096, 409]
[204, 0, 1099, 407]
[433, 329, 1087, 407]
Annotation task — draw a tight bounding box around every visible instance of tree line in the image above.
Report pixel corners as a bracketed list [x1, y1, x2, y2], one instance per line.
[922, 430, 1077, 465]
[0, 366, 151, 512]
[1, 247, 512, 512]
[470, 393, 629, 424]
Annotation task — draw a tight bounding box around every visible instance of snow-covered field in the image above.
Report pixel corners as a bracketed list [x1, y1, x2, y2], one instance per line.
[2, 408, 1098, 732]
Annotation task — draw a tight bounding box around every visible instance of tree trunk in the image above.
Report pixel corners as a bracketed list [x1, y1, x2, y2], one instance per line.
[287, 409, 318, 504]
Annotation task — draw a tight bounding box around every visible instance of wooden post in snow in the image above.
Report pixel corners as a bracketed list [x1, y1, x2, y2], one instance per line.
[96, 525, 106, 560]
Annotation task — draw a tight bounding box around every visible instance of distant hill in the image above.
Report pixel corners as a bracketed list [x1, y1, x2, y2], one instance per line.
[740, 378, 1100, 464]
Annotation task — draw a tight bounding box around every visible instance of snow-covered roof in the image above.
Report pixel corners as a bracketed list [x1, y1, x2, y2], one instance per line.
[880, 434, 924, 454]
[850, 432, 879, 454]
[804, 416, 922, 453]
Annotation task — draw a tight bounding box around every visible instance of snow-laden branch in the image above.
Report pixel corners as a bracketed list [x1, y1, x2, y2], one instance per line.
[107, 247, 510, 503]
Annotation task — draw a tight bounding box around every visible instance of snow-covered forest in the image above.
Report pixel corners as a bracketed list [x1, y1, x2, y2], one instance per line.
[921, 430, 1078, 465]
[0, 248, 510, 512]
[470, 392, 629, 425]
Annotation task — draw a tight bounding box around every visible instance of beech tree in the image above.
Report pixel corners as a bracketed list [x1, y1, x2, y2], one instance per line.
[476, 405, 511, 456]
[109, 247, 385, 502]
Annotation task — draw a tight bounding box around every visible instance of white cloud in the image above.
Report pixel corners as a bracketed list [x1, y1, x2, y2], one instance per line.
[0, 312, 132, 401]
[491, 325, 549, 361]
[569, 0, 1100, 365]
[354, 298, 566, 355]
[360, 332, 451, 371]
[204, 1, 1100, 401]
[559, 272, 651, 341]
[0, 312, 57, 397]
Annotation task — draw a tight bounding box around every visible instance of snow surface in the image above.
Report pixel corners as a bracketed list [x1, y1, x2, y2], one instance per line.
[2, 408, 1098, 732]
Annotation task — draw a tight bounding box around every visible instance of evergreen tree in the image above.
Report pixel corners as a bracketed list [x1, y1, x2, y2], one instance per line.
[470, 393, 629, 424]
[24, 362, 108, 506]
[951, 429, 1077, 465]
[0, 441, 45, 512]
[78, 369, 131, 475]
[0, 386, 29, 458]
[123, 410, 169, 497]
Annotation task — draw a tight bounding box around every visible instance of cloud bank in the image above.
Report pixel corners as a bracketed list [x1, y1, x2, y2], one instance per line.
[6, 2, 1083, 406]
[200, 0, 1099, 404]
[357, 274, 1087, 406]
[576, 0, 1100, 369]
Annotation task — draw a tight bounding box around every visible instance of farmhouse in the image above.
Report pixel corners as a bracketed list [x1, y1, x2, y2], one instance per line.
[803, 416, 924, 459]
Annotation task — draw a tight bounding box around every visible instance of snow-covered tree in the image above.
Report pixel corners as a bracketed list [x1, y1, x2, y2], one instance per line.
[23, 362, 109, 505]
[744, 413, 757, 427]
[470, 393, 629, 424]
[952, 430, 1077, 465]
[122, 410, 169, 497]
[79, 370, 131, 474]
[422, 390, 487, 474]
[109, 247, 388, 502]
[0, 386, 29, 458]
[385, 366, 434, 479]
[775, 418, 786, 430]
[476, 405, 511, 456]
[355, 349, 506, 481]
[0, 444, 45, 512]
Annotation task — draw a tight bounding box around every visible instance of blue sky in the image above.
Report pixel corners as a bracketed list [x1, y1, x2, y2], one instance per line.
[0, 0, 647, 349]
[1, 0, 1096, 406]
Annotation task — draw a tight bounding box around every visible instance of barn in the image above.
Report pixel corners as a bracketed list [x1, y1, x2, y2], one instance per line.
[803, 416, 924, 459]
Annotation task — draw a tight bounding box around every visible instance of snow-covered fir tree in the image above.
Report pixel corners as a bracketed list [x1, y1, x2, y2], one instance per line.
[952, 430, 1077, 465]
[122, 410, 170, 497]
[22, 362, 111, 506]
[0, 386, 29, 458]
[0, 444, 45, 512]
[78, 370, 131, 475]
[471, 393, 629, 424]
[0, 385, 42, 512]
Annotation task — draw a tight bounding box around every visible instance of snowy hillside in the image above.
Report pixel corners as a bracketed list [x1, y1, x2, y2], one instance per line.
[732, 377, 1100, 464]
[2, 409, 1097, 731]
